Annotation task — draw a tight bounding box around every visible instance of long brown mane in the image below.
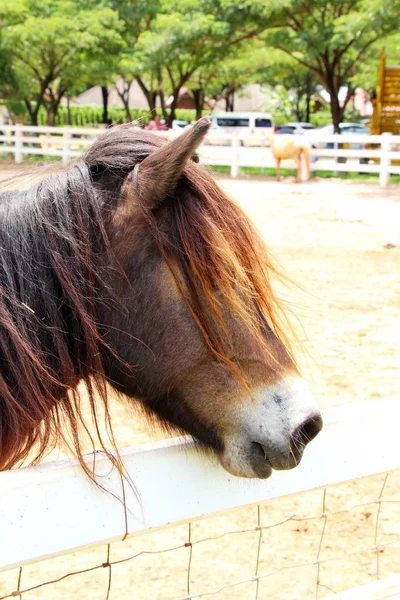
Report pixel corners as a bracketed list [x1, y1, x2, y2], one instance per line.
[0, 166, 121, 476]
[0, 125, 295, 477]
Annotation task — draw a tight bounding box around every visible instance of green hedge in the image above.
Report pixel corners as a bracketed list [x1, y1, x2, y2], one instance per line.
[4, 99, 335, 129]
[4, 101, 201, 127]
[37, 105, 154, 127]
[272, 109, 333, 128]
[309, 110, 333, 127]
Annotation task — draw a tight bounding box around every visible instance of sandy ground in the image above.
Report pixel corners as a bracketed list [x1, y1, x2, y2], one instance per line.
[0, 170, 399, 599]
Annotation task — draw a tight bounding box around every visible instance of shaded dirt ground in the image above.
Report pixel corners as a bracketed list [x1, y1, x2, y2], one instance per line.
[0, 170, 399, 599]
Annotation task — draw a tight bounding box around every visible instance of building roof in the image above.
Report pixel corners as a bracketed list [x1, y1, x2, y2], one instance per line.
[70, 82, 272, 113]
[70, 79, 152, 110]
[213, 84, 271, 112]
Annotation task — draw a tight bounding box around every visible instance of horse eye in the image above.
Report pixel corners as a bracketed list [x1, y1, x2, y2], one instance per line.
[191, 153, 199, 164]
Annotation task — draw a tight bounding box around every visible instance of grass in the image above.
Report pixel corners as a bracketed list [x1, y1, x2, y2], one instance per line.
[1, 154, 399, 184]
[0, 153, 61, 164]
[208, 165, 400, 184]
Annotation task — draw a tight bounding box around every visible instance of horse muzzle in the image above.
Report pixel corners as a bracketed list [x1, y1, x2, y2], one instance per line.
[219, 378, 323, 479]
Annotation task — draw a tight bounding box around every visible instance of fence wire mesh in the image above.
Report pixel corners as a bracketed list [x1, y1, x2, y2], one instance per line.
[1, 470, 399, 600]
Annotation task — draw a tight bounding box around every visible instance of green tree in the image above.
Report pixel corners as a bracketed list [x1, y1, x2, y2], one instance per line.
[186, 43, 274, 117]
[0, 33, 18, 100]
[107, 0, 160, 119]
[135, 0, 276, 125]
[354, 33, 400, 93]
[258, 52, 319, 122]
[264, 0, 400, 132]
[0, 0, 123, 125]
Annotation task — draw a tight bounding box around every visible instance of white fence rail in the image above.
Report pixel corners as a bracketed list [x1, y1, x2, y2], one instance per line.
[0, 396, 399, 574]
[1, 125, 400, 186]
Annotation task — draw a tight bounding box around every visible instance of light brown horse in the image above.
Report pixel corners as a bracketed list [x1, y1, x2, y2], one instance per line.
[0, 119, 322, 481]
[270, 134, 311, 182]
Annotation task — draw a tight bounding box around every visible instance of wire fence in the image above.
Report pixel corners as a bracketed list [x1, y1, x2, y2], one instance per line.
[1, 469, 399, 600]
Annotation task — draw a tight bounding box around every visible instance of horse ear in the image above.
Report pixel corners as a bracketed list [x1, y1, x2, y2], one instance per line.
[124, 117, 211, 211]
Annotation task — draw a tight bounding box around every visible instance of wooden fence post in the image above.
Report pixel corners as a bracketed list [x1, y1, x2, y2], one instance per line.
[14, 125, 23, 163]
[379, 132, 392, 187]
[231, 134, 240, 177]
[62, 127, 72, 164]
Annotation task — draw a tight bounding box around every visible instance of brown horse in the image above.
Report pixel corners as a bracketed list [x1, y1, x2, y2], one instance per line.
[0, 118, 322, 481]
[270, 134, 311, 183]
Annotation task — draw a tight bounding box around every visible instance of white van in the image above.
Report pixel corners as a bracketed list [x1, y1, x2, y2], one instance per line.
[210, 112, 273, 135]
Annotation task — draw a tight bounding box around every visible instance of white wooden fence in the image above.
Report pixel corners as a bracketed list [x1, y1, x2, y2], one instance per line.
[1, 124, 400, 186]
[0, 397, 398, 575]
[0, 124, 98, 164]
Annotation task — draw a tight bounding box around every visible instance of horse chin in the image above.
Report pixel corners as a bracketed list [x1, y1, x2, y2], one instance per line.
[218, 434, 309, 479]
[219, 439, 274, 479]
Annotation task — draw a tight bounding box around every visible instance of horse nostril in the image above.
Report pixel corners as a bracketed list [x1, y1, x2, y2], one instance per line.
[291, 413, 323, 451]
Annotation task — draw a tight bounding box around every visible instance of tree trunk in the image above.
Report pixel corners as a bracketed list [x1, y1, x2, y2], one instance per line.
[101, 86, 109, 123]
[325, 72, 342, 133]
[193, 89, 204, 120]
[305, 93, 311, 123]
[157, 74, 168, 123]
[46, 98, 64, 126]
[66, 96, 71, 125]
[136, 76, 157, 113]
[330, 93, 342, 134]
[168, 94, 178, 127]
[142, 90, 156, 112]
[25, 95, 45, 126]
[151, 91, 157, 112]
[115, 78, 132, 121]
[295, 93, 302, 121]
[24, 74, 55, 126]
[305, 73, 312, 122]
[47, 103, 57, 126]
[45, 87, 65, 126]
[25, 99, 37, 126]
[121, 96, 132, 122]
[164, 71, 193, 127]
[225, 90, 235, 112]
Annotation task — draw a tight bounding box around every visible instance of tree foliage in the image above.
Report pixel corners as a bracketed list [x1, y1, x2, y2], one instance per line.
[263, 0, 400, 131]
[0, 0, 123, 124]
[121, 0, 275, 124]
[354, 32, 400, 93]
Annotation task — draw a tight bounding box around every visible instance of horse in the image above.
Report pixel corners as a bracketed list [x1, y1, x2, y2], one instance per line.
[0, 118, 322, 481]
[270, 134, 311, 183]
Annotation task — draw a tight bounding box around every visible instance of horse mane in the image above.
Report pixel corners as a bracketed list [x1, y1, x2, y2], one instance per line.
[0, 125, 295, 476]
[0, 164, 121, 475]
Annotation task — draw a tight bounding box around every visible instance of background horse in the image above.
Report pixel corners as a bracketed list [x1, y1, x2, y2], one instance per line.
[0, 119, 322, 481]
[270, 134, 311, 182]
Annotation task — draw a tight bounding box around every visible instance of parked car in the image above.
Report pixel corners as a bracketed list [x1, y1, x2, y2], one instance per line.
[171, 119, 189, 132]
[274, 122, 316, 135]
[210, 112, 274, 135]
[208, 112, 274, 146]
[309, 123, 370, 149]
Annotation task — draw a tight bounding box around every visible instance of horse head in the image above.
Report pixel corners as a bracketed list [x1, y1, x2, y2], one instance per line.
[88, 119, 322, 479]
